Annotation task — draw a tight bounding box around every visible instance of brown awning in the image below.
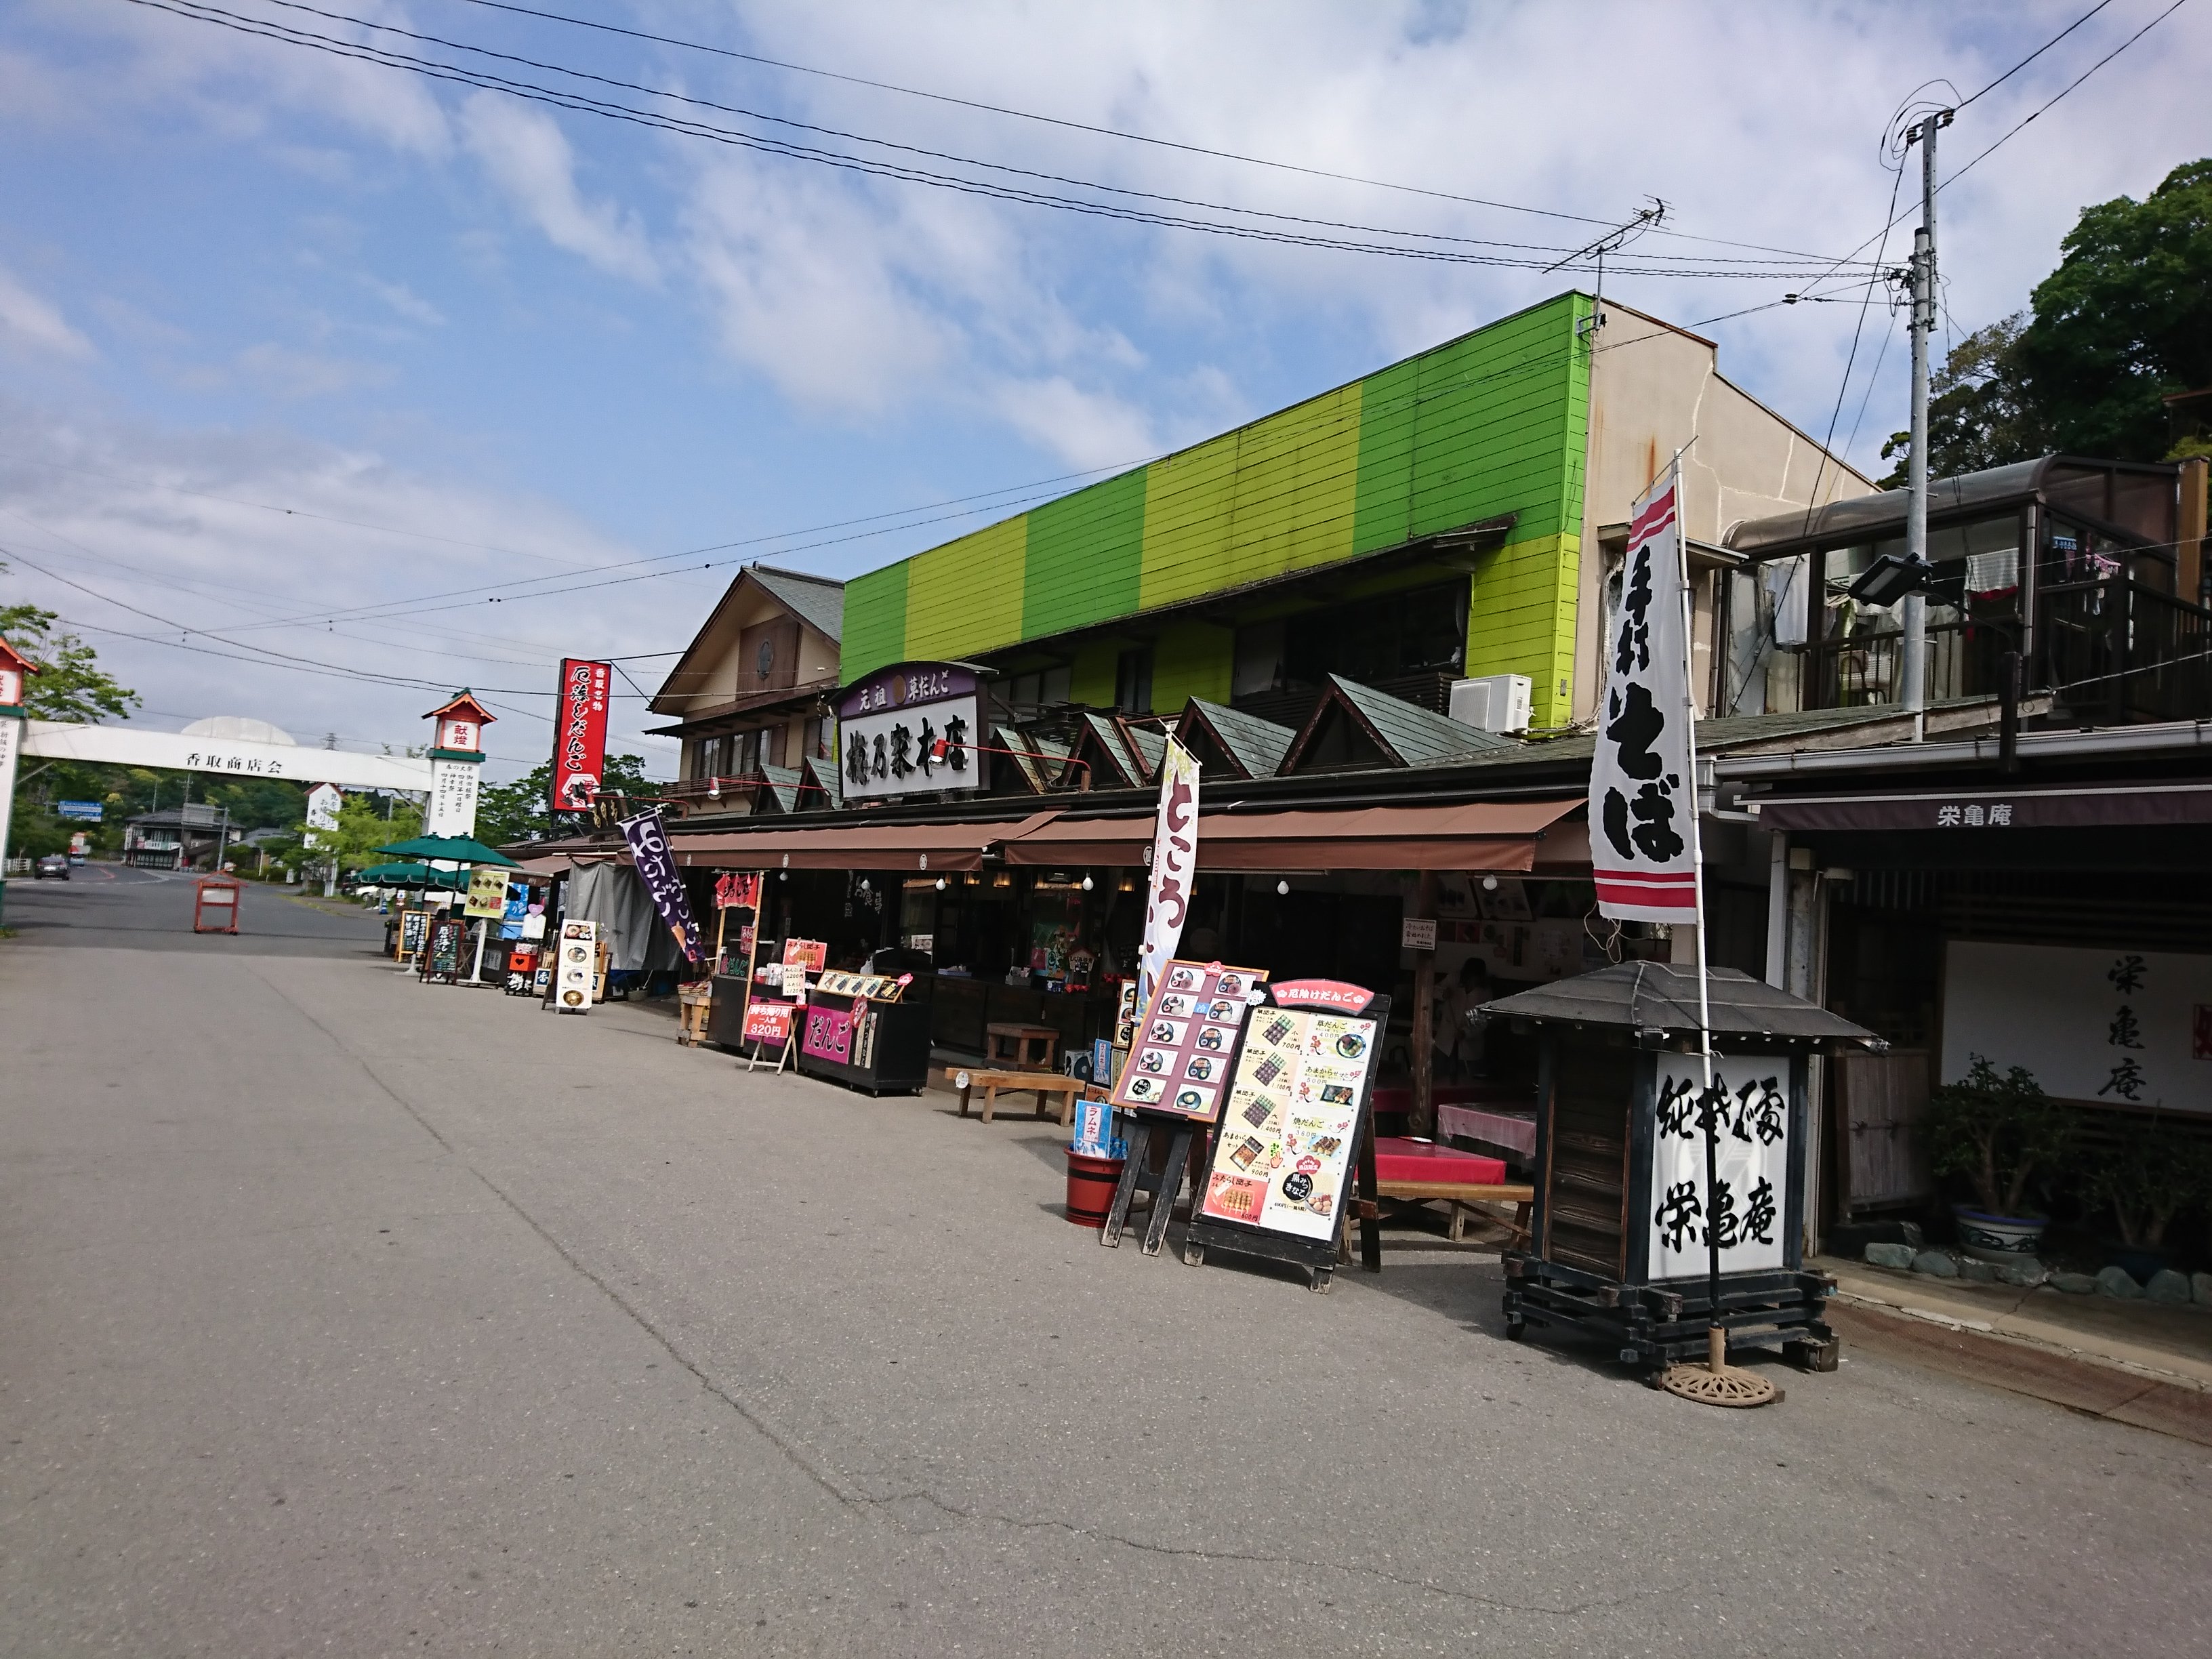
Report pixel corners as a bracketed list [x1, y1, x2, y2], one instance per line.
[1003, 798, 1582, 872]
[1751, 781, 2212, 834]
[672, 811, 1061, 872]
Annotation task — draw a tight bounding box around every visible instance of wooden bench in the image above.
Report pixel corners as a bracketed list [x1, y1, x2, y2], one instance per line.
[946, 1067, 1088, 1126]
[1374, 1181, 1536, 1245]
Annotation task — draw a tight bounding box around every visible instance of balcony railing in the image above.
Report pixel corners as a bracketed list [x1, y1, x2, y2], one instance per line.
[1798, 574, 2211, 724]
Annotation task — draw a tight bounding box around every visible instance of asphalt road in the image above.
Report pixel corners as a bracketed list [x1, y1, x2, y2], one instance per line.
[3, 874, 2207, 1656]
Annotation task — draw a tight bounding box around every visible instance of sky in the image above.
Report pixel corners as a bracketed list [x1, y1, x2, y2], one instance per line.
[0, 0, 2207, 783]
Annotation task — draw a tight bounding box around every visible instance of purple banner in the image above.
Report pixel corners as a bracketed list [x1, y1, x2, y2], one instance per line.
[618, 806, 702, 962]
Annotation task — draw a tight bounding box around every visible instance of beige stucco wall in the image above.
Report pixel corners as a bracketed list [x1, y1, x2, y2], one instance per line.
[1573, 306, 1877, 718]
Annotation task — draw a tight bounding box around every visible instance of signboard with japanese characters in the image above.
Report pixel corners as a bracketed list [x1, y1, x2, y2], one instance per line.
[303, 782, 341, 845]
[552, 659, 612, 813]
[424, 757, 480, 837]
[1108, 958, 1268, 1124]
[1643, 1056, 1792, 1282]
[835, 662, 982, 802]
[617, 806, 703, 962]
[1942, 941, 2212, 1113]
[1197, 979, 1386, 1242]
[1590, 464, 1698, 922]
[742, 998, 796, 1047]
[1138, 737, 1200, 994]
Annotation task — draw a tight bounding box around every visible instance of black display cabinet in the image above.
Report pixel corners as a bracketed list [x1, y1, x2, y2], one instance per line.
[795, 973, 934, 1095]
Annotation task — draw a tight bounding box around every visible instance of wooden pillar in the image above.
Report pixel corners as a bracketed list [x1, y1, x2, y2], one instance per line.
[2178, 456, 2207, 608]
[1410, 869, 1437, 1140]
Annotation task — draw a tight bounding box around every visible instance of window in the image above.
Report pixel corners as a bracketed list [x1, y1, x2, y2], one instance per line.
[1114, 649, 1153, 714]
[1004, 664, 1073, 709]
[802, 716, 830, 761]
[1277, 578, 1468, 687]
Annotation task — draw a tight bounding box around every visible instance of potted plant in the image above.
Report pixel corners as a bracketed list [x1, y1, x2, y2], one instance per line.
[2081, 1118, 2210, 1282]
[1926, 1056, 2075, 1262]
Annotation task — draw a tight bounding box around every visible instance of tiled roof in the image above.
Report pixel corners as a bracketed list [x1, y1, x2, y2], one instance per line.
[803, 754, 842, 811]
[1182, 699, 1294, 778]
[756, 762, 803, 814]
[750, 566, 844, 643]
[1120, 720, 1166, 783]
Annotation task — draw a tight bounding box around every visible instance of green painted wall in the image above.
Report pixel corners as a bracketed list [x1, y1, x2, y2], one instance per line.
[840, 292, 1593, 724]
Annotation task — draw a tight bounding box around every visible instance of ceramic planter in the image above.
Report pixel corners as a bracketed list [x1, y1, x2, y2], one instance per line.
[1951, 1204, 2048, 1263]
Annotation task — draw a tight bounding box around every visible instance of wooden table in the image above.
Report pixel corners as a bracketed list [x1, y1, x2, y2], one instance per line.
[985, 1023, 1061, 1071]
[947, 1067, 1087, 1126]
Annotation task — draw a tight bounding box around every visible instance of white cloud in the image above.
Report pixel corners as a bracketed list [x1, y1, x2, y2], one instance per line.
[459, 94, 658, 283]
[0, 263, 93, 359]
[991, 376, 1156, 470]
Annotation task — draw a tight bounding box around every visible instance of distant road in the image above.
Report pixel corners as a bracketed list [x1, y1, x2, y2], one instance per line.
[3, 863, 386, 955]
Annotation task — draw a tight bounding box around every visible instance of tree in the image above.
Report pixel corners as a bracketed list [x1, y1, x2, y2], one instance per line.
[322, 792, 424, 874]
[0, 600, 140, 723]
[1880, 158, 2212, 481]
[476, 754, 667, 846]
[2016, 159, 2212, 461]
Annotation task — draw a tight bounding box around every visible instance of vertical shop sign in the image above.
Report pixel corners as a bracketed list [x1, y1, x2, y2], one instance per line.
[555, 918, 598, 1012]
[618, 806, 702, 962]
[1137, 737, 1201, 994]
[1590, 464, 1699, 922]
[1645, 1054, 1789, 1280]
[552, 659, 611, 813]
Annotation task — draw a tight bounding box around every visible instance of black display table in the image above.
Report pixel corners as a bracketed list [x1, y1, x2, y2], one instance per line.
[795, 989, 933, 1094]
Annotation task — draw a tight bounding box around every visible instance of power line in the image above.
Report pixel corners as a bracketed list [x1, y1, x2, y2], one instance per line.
[123, 0, 1870, 280]
[1956, 0, 2118, 108]
[449, 0, 1875, 267]
[1942, 0, 2194, 191]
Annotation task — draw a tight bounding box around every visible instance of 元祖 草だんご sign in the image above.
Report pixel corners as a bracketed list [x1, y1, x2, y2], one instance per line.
[835, 663, 981, 803]
[1589, 466, 1698, 922]
[553, 659, 611, 813]
[1645, 1054, 1790, 1281]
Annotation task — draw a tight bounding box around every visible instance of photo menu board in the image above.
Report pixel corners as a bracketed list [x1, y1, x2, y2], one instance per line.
[1108, 958, 1269, 1124]
[1197, 980, 1388, 1242]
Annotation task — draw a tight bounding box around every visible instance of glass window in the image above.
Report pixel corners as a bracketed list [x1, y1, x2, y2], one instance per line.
[1114, 649, 1153, 714]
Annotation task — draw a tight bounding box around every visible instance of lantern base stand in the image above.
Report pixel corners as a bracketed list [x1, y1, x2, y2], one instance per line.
[1659, 1326, 1781, 1408]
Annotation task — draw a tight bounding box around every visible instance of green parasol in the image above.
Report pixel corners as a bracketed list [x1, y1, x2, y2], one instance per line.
[372, 834, 523, 868]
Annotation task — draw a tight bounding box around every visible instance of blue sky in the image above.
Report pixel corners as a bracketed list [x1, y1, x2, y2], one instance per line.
[1, 0, 2207, 781]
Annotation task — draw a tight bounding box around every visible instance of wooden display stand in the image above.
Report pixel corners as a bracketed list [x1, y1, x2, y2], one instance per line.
[1101, 1114, 1198, 1257]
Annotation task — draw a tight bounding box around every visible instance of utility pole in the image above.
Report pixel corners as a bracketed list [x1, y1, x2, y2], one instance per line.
[1902, 108, 1952, 741]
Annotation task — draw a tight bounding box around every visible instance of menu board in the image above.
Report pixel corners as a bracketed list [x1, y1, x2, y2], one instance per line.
[1108, 958, 1268, 1124]
[555, 919, 598, 1012]
[397, 908, 430, 962]
[1197, 980, 1387, 1242]
[783, 938, 829, 972]
[422, 916, 466, 984]
[815, 970, 905, 1001]
[743, 998, 796, 1046]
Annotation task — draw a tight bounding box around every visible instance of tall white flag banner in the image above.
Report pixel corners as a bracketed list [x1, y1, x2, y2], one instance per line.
[1137, 737, 1202, 992]
[1591, 466, 1700, 922]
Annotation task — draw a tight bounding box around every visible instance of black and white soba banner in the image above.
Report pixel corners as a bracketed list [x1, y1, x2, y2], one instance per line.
[1591, 463, 1699, 922]
[1646, 1054, 1788, 1280]
[618, 806, 702, 962]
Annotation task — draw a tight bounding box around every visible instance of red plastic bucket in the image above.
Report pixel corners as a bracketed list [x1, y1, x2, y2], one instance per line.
[1065, 1150, 1125, 1227]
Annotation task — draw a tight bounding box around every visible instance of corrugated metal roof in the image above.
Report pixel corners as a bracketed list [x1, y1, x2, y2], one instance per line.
[1186, 698, 1294, 777]
[749, 567, 845, 642]
[1330, 674, 1513, 765]
[1480, 962, 1880, 1044]
[1723, 455, 2142, 558]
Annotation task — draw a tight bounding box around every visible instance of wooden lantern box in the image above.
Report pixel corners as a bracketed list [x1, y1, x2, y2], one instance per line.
[1479, 963, 1880, 1377]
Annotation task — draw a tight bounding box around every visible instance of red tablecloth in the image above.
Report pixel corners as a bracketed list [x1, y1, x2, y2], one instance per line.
[1372, 1136, 1507, 1186]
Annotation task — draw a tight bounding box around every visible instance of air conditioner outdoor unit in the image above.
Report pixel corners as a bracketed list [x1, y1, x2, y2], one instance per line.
[1448, 673, 1532, 734]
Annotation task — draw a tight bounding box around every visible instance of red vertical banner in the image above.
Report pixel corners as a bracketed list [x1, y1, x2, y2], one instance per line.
[552, 659, 611, 813]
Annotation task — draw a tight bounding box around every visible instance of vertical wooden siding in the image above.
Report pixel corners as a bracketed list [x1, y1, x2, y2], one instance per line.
[836, 293, 1592, 695]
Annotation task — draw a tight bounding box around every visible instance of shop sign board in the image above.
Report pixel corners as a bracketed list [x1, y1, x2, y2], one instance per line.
[1400, 917, 1437, 950]
[835, 662, 982, 802]
[1109, 958, 1268, 1124]
[57, 800, 104, 821]
[555, 919, 598, 1012]
[802, 1001, 855, 1064]
[464, 867, 510, 920]
[397, 907, 430, 961]
[422, 916, 466, 984]
[1071, 1096, 1116, 1158]
[552, 659, 612, 813]
[743, 998, 797, 1046]
[1942, 940, 2212, 1113]
[1644, 1054, 1790, 1281]
[783, 938, 828, 972]
[1197, 979, 1385, 1240]
[1590, 462, 1699, 922]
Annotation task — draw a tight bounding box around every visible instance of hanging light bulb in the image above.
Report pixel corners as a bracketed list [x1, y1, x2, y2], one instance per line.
[934, 877, 947, 892]
[1276, 879, 1290, 896]
[1483, 874, 1500, 892]
[1081, 874, 1094, 891]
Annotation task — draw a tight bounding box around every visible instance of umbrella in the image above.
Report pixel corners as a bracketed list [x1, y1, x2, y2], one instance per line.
[354, 861, 467, 889]
[373, 834, 522, 868]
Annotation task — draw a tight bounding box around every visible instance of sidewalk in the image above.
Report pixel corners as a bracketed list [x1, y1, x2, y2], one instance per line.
[1818, 1254, 2212, 1447]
